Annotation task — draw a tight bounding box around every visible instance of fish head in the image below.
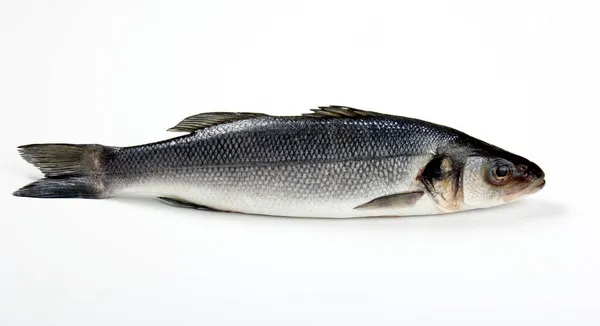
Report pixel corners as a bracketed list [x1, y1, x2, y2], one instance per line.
[461, 151, 545, 209]
[419, 141, 545, 212]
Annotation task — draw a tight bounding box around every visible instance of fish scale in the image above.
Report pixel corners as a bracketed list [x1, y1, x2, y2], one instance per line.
[95, 115, 455, 216]
[106, 117, 454, 172]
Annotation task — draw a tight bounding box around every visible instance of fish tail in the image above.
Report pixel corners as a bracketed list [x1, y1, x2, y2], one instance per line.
[13, 144, 111, 199]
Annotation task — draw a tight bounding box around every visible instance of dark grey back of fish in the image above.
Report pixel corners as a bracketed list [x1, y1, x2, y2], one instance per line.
[104, 116, 465, 175]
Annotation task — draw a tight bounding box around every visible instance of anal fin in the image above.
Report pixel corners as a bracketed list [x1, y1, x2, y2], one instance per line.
[354, 191, 424, 210]
[157, 197, 218, 211]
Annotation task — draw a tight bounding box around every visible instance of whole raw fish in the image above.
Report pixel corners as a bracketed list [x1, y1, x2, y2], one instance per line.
[13, 106, 545, 218]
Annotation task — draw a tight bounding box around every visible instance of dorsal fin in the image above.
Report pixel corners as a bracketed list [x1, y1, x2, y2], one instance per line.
[168, 112, 269, 132]
[302, 105, 383, 118]
[168, 106, 383, 133]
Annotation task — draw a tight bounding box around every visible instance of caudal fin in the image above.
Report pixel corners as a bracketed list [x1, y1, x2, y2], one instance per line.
[13, 144, 109, 199]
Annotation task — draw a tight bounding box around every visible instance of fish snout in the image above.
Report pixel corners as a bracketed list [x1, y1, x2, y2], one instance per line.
[529, 161, 545, 180]
[520, 161, 546, 193]
[517, 160, 545, 181]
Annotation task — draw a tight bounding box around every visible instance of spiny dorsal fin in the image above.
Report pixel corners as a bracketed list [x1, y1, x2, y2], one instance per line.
[302, 105, 384, 118]
[168, 112, 269, 133]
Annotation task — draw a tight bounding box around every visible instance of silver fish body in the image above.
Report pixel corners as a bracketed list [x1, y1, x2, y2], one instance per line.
[14, 106, 545, 218]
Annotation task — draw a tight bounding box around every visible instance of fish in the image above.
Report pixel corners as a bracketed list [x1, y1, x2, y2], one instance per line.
[12, 105, 545, 218]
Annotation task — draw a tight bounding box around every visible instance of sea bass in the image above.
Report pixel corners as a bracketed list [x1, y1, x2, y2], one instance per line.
[13, 106, 545, 218]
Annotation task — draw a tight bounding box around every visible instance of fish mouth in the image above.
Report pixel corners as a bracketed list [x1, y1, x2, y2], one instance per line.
[502, 178, 546, 202]
[526, 178, 546, 194]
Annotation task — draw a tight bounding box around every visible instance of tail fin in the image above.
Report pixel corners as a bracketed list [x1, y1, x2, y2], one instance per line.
[13, 144, 109, 199]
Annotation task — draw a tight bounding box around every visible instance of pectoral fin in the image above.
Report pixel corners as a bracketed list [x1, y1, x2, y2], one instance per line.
[354, 191, 424, 210]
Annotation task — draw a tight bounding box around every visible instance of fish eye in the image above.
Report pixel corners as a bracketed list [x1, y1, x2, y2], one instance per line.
[496, 165, 509, 177]
[488, 163, 512, 185]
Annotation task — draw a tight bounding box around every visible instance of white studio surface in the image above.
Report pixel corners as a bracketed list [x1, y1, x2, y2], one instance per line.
[0, 1, 598, 325]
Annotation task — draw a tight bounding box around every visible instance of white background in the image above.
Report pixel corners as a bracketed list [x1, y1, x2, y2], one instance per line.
[1, 0, 598, 325]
